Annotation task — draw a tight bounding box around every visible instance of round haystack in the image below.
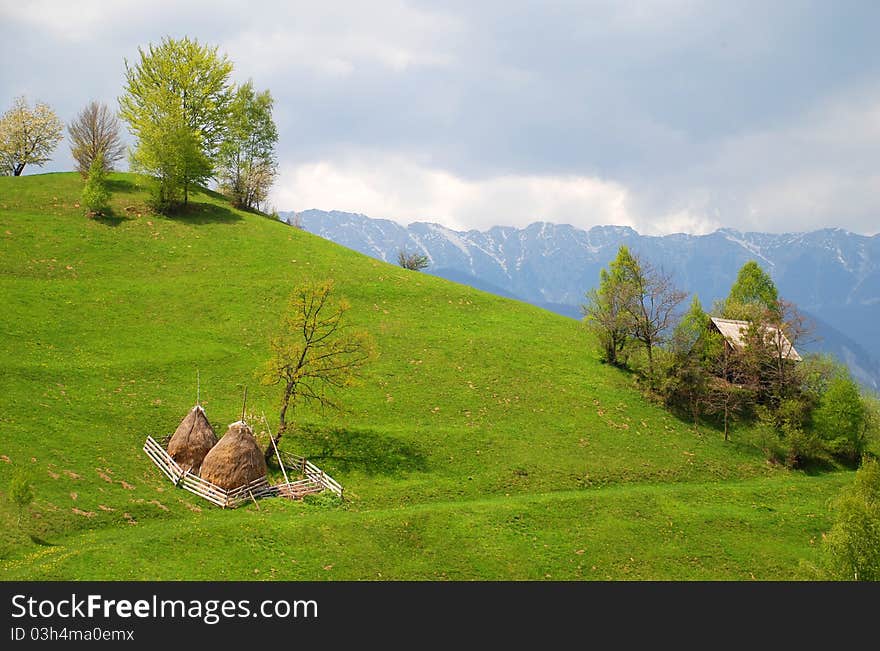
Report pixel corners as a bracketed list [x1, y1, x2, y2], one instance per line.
[166, 405, 218, 472]
[199, 421, 267, 490]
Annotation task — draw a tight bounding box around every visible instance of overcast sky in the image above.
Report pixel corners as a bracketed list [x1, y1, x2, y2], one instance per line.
[2, 1, 878, 235]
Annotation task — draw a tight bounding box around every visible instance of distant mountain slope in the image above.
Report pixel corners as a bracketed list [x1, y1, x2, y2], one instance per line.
[283, 209, 880, 390]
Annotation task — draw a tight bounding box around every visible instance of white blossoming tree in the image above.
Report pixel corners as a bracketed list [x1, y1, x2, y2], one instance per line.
[0, 96, 64, 176]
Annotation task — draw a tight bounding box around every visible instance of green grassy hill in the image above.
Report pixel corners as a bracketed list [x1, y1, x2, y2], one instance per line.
[0, 173, 849, 579]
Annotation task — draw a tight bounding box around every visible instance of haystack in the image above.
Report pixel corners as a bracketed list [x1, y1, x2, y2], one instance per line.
[166, 405, 218, 473]
[199, 421, 267, 490]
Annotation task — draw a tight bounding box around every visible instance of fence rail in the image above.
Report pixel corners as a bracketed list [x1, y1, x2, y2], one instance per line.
[277, 450, 344, 498]
[144, 436, 344, 507]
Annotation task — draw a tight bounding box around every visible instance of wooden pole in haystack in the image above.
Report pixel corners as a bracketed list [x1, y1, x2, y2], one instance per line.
[240, 385, 248, 422]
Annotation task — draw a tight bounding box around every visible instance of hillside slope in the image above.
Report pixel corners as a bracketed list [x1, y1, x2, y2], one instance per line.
[0, 173, 850, 579]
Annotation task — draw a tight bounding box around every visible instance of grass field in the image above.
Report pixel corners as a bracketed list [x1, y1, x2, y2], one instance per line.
[0, 172, 852, 579]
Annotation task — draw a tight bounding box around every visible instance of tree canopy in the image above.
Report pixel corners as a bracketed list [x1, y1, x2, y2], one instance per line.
[68, 101, 125, 177]
[0, 96, 64, 176]
[722, 260, 780, 320]
[813, 374, 871, 462]
[217, 81, 278, 210]
[119, 36, 233, 209]
[581, 245, 636, 366]
[397, 250, 430, 271]
[821, 459, 880, 581]
[261, 280, 375, 457]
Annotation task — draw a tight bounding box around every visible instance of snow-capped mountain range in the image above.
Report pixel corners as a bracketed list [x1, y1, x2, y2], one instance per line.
[280, 209, 880, 390]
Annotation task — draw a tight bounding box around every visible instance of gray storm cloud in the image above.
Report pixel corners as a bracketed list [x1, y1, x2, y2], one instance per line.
[2, 0, 877, 234]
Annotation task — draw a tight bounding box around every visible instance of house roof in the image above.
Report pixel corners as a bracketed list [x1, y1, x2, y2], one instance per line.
[710, 317, 802, 361]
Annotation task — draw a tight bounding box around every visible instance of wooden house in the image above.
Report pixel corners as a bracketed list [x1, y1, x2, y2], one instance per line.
[709, 317, 802, 362]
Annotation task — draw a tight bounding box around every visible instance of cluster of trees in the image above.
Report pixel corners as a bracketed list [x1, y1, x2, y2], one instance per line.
[583, 247, 878, 468]
[119, 36, 278, 212]
[0, 96, 122, 215]
[2, 36, 278, 216]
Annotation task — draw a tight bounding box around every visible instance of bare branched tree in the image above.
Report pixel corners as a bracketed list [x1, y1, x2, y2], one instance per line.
[620, 254, 688, 380]
[68, 101, 126, 177]
[764, 298, 814, 401]
[261, 280, 375, 460]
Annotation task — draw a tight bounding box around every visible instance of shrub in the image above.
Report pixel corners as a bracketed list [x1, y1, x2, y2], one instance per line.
[81, 154, 111, 216]
[8, 472, 34, 527]
[821, 459, 880, 580]
[302, 491, 343, 509]
[814, 375, 871, 464]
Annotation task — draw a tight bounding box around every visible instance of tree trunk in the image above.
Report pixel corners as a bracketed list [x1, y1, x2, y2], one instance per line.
[268, 391, 291, 462]
[13, 163, 25, 176]
[723, 403, 729, 441]
[265, 433, 282, 463]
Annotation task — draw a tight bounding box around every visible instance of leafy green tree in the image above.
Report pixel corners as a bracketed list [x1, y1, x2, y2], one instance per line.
[670, 295, 709, 356]
[0, 96, 64, 176]
[721, 260, 780, 320]
[582, 245, 636, 366]
[796, 353, 844, 406]
[81, 153, 111, 216]
[397, 250, 429, 271]
[8, 472, 34, 527]
[119, 36, 233, 210]
[68, 101, 125, 177]
[821, 459, 880, 581]
[665, 295, 723, 426]
[217, 81, 278, 210]
[718, 262, 811, 421]
[814, 374, 872, 463]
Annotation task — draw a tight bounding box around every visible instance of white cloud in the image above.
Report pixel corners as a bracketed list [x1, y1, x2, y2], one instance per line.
[271, 153, 715, 235]
[0, 0, 110, 41]
[703, 84, 880, 233]
[3, 2, 878, 236]
[222, 3, 460, 80]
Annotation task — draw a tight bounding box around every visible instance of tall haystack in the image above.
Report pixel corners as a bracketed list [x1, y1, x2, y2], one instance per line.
[166, 405, 218, 473]
[199, 421, 267, 490]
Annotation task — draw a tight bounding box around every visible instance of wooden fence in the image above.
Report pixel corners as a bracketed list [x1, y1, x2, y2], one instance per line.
[143, 436, 343, 508]
[277, 450, 344, 498]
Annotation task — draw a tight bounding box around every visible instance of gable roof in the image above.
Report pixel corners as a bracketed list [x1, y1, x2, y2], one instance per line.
[710, 317, 802, 362]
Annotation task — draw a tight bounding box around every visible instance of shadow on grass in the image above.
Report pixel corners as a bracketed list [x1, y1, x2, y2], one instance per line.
[163, 202, 244, 225]
[799, 457, 844, 476]
[92, 209, 127, 227]
[288, 425, 429, 476]
[28, 534, 55, 547]
[106, 178, 139, 194]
